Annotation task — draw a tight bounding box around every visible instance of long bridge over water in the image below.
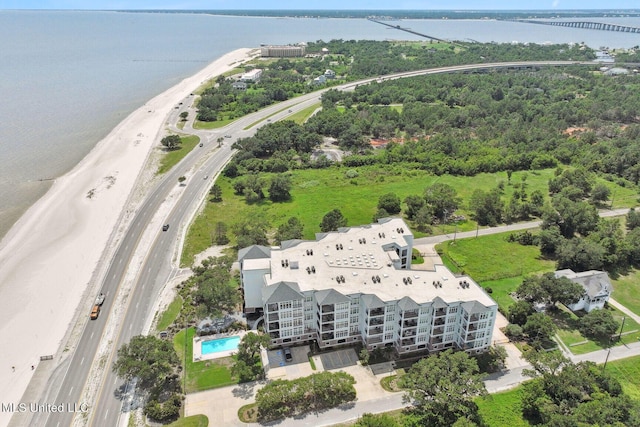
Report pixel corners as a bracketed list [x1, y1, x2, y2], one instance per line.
[517, 19, 640, 34]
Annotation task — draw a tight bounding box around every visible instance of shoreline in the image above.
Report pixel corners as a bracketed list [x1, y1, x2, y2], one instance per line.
[0, 47, 254, 427]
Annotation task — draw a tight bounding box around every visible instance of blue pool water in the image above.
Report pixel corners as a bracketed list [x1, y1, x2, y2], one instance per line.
[201, 336, 241, 355]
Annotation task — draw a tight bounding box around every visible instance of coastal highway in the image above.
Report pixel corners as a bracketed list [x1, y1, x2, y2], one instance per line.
[28, 60, 588, 427]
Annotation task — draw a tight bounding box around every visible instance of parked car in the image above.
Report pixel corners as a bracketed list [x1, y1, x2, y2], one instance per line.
[283, 347, 292, 362]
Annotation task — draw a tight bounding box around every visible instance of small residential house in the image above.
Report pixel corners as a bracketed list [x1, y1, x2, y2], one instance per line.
[312, 75, 327, 85]
[232, 81, 247, 90]
[324, 69, 336, 79]
[554, 269, 612, 312]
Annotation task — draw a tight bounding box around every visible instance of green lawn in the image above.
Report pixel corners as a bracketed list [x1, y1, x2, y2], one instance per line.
[193, 118, 235, 130]
[156, 295, 183, 332]
[612, 269, 640, 317]
[476, 387, 531, 427]
[181, 167, 563, 265]
[288, 103, 321, 124]
[607, 356, 640, 400]
[166, 415, 208, 427]
[436, 232, 555, 283]
[157, 135, 200, 175]
[551, 304, 640, 355]
[173, 328, 237, 393]
[479, 276, 525, 312]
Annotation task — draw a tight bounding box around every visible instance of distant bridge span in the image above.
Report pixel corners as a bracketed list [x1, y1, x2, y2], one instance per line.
[516, 19, 640, 34]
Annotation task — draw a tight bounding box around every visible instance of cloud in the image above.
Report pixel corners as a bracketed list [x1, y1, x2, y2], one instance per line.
[552, 0, 560, 7]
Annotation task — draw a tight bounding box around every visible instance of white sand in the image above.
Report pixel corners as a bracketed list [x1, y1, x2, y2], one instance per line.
[0, 48, 254, 427]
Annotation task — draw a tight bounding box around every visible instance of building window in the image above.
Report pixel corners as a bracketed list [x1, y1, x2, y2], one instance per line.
[444, 334, 454, 342]
[384, 332, 394, 341]
[280, 301, 292, 310]
[449, 306, 458, 314]
[385, 313, 395, 322]
[336, 321, 348, 330]
[387, 305, 396, 312]
[336, 311, 349, 320]
[446, 324, 455, 333]
[336, 330, 348, 338]
[478, 321, 488, 330]
[385, 323, 394, 331]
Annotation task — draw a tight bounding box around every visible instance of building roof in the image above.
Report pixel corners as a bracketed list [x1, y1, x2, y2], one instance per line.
[461, 300, 489, 315]
[361, 293, 386, 309]
[238, 245, 271, 263]
[315, 289, 350, 306]
[555, 269, 612, 298]
[397, 296, 419, 311]
[262, 281, 303, 305]
[249, 218, 496, 308]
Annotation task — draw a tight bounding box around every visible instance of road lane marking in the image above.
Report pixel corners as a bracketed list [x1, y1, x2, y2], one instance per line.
[68, 386, 74, 396]
[80, 357, 85, 366]
[90, 332, 94, 339]
[104, 409, 109, 420]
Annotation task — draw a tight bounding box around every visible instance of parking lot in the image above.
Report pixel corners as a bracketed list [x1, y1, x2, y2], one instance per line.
[319, 348, 359, 370]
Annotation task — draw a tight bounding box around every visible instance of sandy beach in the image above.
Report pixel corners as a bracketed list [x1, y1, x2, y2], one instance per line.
[0, 47, 253, 427]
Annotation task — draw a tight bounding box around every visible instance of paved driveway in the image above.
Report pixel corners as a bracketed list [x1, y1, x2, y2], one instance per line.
[319, 348, 359, 370]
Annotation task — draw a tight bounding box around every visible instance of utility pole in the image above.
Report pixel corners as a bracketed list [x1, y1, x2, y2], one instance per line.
[618, 316, 626, 342]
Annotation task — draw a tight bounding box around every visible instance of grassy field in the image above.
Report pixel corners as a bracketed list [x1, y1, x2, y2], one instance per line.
[157, 135, 200, 175]
[193, 118, 235, 130]
[288, 102, 321, 124]
[436, 232, 555, 283]
[479, 276, 525, 311]
[156, 295, 183, 332]
[551, 304, 640, 355]
[173, 328, 237, 393]
[607, 356, 640, 400]
[166, 415, 208, 427]
[181, 167, 563, 265]
[476, 387, 531, 427]
[612, 269, 640, 316]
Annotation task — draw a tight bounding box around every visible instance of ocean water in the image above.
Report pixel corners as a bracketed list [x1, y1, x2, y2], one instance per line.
[0, 10, 638, 240]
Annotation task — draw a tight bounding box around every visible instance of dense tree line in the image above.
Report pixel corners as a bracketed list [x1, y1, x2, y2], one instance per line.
[256, 371, 356, 422]
[521, 350, 640, 426]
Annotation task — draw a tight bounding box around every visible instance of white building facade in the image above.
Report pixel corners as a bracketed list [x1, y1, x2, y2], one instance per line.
[239, 218, 498, 355]
[554, 269, 612, 312]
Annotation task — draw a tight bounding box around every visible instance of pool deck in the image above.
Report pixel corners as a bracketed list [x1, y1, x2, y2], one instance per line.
[193, 331, 247, 362]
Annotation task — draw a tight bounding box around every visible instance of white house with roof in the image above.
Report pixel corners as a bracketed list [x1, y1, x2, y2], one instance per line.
[554, 269, 612, 312]
[239, 69, 263, 83]
[239, 218, 498, 355]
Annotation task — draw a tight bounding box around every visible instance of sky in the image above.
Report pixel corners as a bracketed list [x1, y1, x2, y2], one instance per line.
[1, 0, 639, 10]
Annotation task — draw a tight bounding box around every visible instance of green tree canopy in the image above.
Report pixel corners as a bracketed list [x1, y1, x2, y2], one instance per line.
[275, 217, 304, 245]
[424, 183, 460, 222]
[320, 208, 347, 232]
[579, 308, 619, 339]
[161, 134, 182, 150]
[401, 349, 486, 427]
[268, 174, 292, 202]
[112, 335, 180, 392]
[377, 192, 401, 214]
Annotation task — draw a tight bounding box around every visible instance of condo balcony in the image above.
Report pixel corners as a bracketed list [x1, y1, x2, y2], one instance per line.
[369, 318, 384, 326]
[321, 314, 334, 322]
[403, 310, 419, 319]
[321, 332, 334, 340]
[434, 318, 445, 326]
[434, 308, 447, 317]
[268, 313, 279, 322]
[429, 336, 443, 345]
[269, 331, 280, 339]
[368, 336, 383, 344]
[369, 308, 385, 317]
[368, 327, 383, 335]
[468, 323, 478, 331]
[433, 326, 444, 335]
[321, 304, 335, 313]
[401, 338, 416, 346]
[268, 322, 280, 331]
[466, 333, 477, 341]
[322, 324, 335, 332]
[267, 303, 278, 312]
[402, 320, 418, 328]
[402, 330, 415, 338]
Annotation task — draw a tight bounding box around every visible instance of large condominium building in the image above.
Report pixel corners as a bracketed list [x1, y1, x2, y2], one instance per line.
[239, 218, 498, 356]
[260, 45, 306, 58]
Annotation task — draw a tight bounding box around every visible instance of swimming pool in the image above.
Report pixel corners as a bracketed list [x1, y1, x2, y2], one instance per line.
[201, 336, 241, 355]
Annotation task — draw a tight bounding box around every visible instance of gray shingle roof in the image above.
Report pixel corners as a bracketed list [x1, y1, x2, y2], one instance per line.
[361, 293, 385, 309]
[397, 296, 419, 311]
[315, 289, 350, 306]
[461, 300, 488, 315]
[262, 281, 303, 304]
[238, 245, 271, 262]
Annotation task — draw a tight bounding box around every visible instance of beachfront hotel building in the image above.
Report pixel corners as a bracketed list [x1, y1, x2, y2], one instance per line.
[238, 218, 498, 355]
